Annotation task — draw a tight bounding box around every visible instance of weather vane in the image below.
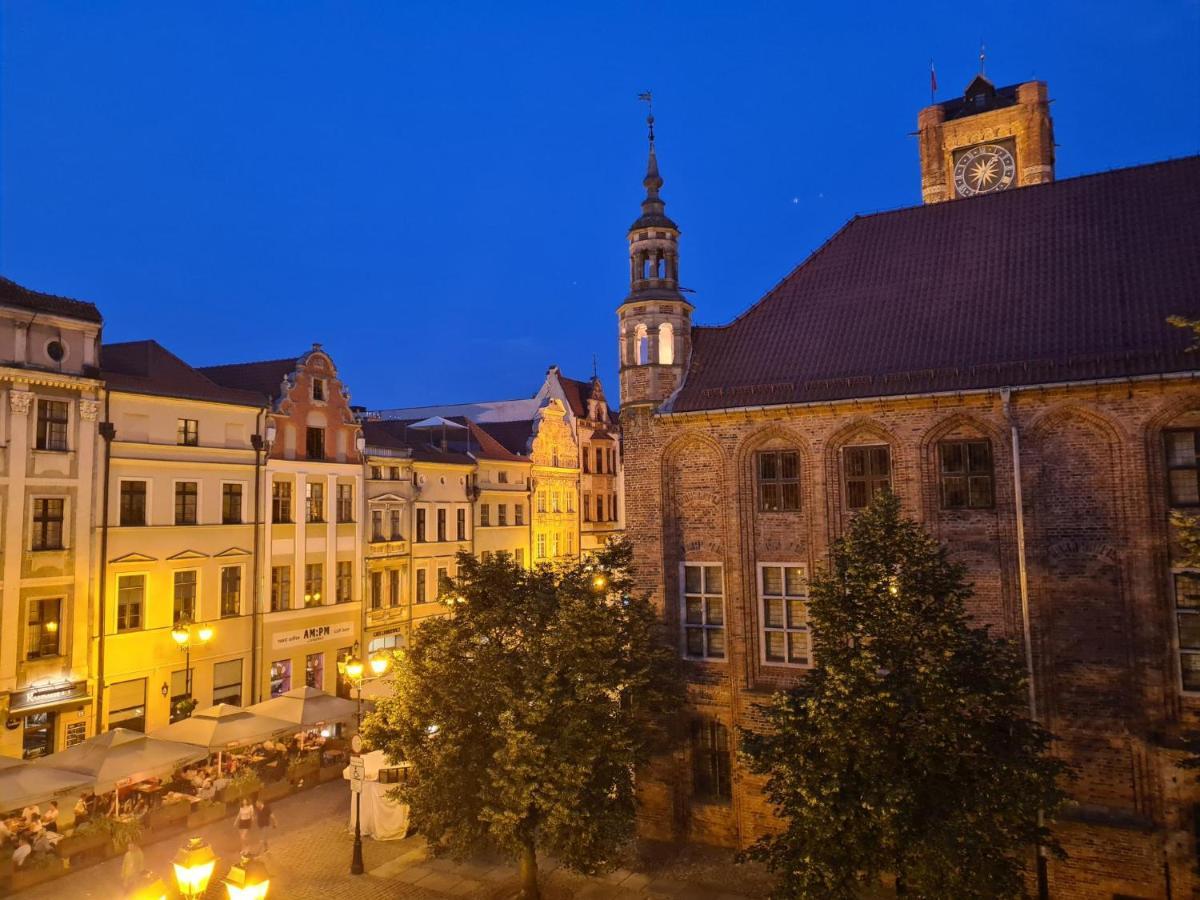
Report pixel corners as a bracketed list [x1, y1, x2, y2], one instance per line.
[979, 42, 987, 75]
[638, 90, 654, 142]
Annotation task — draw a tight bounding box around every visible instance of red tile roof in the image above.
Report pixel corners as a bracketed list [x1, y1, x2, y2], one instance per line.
[0, 276, 103, 323]
[103, 341, 266, 406]
[670, 157, 1200, 413]
[363, 416, 525, 463]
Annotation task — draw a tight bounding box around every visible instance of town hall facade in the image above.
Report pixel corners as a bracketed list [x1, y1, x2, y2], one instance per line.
[620, 75, 1200, 897]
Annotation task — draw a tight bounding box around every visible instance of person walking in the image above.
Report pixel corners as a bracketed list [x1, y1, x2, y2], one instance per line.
[236, 798, 255, 853]
[254, 796, 277, 851]
[120, 841, 144, 888]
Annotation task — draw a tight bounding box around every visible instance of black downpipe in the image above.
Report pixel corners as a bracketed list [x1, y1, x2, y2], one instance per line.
[94, 401, 115, 736]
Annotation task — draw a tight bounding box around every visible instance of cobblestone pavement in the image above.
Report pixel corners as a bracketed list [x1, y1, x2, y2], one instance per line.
[15, 781, 769, 899]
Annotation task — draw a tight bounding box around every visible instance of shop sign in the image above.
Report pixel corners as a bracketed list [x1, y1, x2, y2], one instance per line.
[8, 680, 90, 714]
[271, 621, 354, 650]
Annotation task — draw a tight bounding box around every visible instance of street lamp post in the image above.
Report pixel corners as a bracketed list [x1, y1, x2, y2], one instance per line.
[337, 646, 390, 876]
[172, 837, 217, 900]
[171, 621, 214, 719]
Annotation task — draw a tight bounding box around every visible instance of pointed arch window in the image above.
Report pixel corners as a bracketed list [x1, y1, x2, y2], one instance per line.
[658, 323, 674, 365]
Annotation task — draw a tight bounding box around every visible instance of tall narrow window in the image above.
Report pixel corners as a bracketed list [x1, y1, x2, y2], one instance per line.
[36, 400, 69, 451]
[271, 566, 291, 612]
[306, 481, 324, 523]
[371, 510, 385, 541]
[26, 598, 62, 660]
[174, 482, 198, 525]
[682, 564, 725, 660]
[304, 563, 323, 606]
[120, 481, 147, 526]
[658, 322, 675, 364]
[515, 504, 524, 526]
[635, 323, 649, 365]
[596, 495, 604, 522]
[306, 427, 325, 461]
[336, 560, 352, 603]
[117, 574, 145, 632]
[1167, 430, 1200, 506]
[939, 440, 994, 509]
[759, 564, 810, 666]
[480, 504, 491, 527]
[272, 481, 292, 523]
[32, 498, 65, 550]
[537, 534, 546, 559]
[389, 569, 401, 607]
[583, 494, 592, 522]
[537, 491, 546, 513]
[222, 483, 243, 524]
[582, 449, 590, 474]
[336, 483, 354, 522]
[173, 571, 197, 624]
[390, 508, 402, 540]
[757, 451, 801, 512]
[416, 509, 426, 542]
[370, 571, 383, 611]
[176, 418, 199, 446]
[595, 446, 603, 473]
[220, 566, 242, 617]
[437, 508, 447, 542]
[1176, 573, 1200, 691]
[312, 378, 326, 401]
[416, 569, 427, 603]
[843, 445, 891, 509]
[498, 504, 507, 526]
[692, 720, 732, 802]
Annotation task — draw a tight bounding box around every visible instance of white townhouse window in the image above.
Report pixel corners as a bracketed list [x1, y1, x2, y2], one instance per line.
[1174, 571, 1200, 692]
[758, 563, 811, 666]
[682, 563, 725, 660]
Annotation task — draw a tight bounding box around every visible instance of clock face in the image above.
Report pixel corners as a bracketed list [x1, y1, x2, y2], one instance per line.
[952, 142, 1017, 197]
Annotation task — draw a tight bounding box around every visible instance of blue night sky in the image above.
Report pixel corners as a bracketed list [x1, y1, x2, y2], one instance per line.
[2, 2, 1198, 409]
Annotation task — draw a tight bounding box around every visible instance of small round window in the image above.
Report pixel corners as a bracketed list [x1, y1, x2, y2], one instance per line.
[46, 341, 65, 362]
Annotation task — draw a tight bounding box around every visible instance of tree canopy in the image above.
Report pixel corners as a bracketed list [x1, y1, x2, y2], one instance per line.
[741, 492, 1068, 899]
[361, 540, 683, 898]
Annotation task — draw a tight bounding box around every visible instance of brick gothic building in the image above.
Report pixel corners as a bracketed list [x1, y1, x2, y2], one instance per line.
[619, 79, 1200, 897]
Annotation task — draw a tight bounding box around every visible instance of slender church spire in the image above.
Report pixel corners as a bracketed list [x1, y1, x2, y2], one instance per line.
[631, 91, 676, 232]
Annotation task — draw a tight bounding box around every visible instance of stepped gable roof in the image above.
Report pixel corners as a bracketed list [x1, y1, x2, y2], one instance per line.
[670, 157, 1200, 414]
[198, 357, 300, 400]
[0, 276, 103, 323]
[103, 341, 265, 406]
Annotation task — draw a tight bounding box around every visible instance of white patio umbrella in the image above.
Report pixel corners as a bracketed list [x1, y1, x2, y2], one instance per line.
[246, 687, 358, 727]
[149, 703, 296, 773]
[0, 762, 90, 814]
[31, 728, 207, 794]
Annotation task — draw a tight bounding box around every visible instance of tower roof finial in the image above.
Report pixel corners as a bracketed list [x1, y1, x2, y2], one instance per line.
[979, 41, 986, 75]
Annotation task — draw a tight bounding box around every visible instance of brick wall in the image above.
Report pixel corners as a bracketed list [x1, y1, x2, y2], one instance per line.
[624, 380, 1200, 897]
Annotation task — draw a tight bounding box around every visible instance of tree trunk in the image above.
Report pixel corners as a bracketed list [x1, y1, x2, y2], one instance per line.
[519, 838, 539, 900]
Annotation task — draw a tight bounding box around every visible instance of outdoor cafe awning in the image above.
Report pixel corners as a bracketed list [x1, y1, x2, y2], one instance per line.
[246, 687, 358, 728]
[31, 727, 208, 794]
[0, 760, 90, 814]
[149, 703, 296, 750]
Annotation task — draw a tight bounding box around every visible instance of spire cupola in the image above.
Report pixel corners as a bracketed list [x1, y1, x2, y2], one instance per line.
[618, 93, 693, 413]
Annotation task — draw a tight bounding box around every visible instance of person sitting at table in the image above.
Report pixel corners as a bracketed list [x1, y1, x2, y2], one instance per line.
[73, 795, 90, 826]
[197, 779, 216, 802]
[33, 829, 54, 854]
[42, 800, 58, 833]
[11, 837, 31, 868]
[20, 803, 38, 823]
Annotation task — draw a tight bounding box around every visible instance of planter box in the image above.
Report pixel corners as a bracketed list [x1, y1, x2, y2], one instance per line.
[319, 763, 343, 783]
[11, 858, 65, 891]
[261, 780, 292, 802]
[218, 780, 262, 804]
[56, 829, 109, 859]
[187, 802, 227, 829]
[288, 761, 320, 788]
[147, 801, 189, 831]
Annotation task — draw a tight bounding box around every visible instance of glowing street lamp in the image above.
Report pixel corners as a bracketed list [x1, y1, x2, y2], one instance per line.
[170, 622, 214, 719]
[339, 643, 392, 876]
[225, 854, 271, 899]
[369, 652, 390, 677]
[124, 870, 168, 900]
[173, 837, 217, 900]
[591, 573, 608, 592]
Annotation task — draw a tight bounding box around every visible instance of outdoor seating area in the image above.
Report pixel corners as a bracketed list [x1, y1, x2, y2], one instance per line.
[0, 687, 356, 894]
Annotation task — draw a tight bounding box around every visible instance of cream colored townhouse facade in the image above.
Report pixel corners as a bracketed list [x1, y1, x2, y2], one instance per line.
[201, 346, 364, 704]
[96, 341, 266, 734]
[0, 278, 103, 759]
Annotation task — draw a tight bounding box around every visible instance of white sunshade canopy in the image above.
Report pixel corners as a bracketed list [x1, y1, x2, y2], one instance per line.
[0, 762, 90, 814]
[407, 416, 467, 430]
[149, 703, 296, 750]
[246, 686, 358, 727]
[30, 728, 208, 794]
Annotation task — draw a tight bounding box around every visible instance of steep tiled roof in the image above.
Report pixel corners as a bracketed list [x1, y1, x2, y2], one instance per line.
[0, 276, 103, 323]
[477, 420, 536, 457]
[103, 341, 266, 406]
[363, 416, 525, 463]
[671, 157, 1200, 414]
[198, 357, 300, 400]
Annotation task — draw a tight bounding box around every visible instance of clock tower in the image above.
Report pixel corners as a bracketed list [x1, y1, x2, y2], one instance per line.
[917, 73, 1055, 203]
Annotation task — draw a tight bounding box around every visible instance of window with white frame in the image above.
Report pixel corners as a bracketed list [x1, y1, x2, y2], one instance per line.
[1175, 572, 1200, 691]
[759, 563, 810, 666]
[682, 564, 725, 660]
[117, 574, 145, 632]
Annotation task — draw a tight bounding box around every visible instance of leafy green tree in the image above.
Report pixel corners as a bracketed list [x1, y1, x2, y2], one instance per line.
[361, 540, 683, 899]
[741, 492, 1068, 899]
